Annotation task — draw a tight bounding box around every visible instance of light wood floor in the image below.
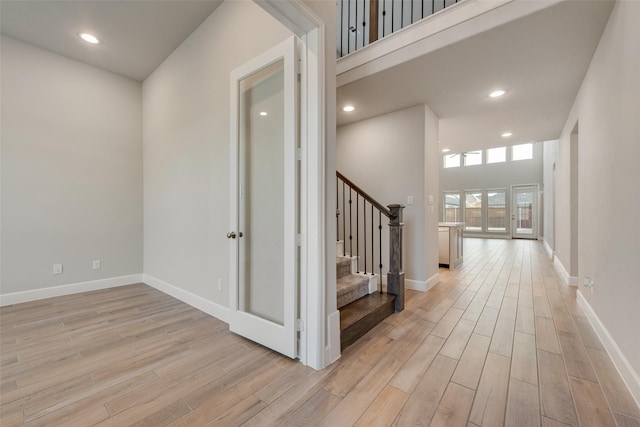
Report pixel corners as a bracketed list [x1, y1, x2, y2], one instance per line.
[1, 239, 639, 426]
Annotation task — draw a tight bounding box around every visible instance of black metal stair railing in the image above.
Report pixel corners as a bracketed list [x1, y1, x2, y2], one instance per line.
[338, 0, 463, 58]
[336, 171, 405, 311]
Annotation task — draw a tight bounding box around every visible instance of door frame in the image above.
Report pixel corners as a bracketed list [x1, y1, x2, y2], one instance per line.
[253, 0, 329, 369]
[510, 184, 539, 239]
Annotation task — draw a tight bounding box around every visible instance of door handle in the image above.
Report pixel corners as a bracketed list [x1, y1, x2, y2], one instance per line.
[227, 231, 243, 239]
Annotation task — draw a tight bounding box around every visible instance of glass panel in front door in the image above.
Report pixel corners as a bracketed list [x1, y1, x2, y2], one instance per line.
[238, 59, 285, 325]
[515, 189, 534, 235]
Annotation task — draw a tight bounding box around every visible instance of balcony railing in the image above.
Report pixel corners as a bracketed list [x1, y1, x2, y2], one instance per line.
[337, 0, 462, 58]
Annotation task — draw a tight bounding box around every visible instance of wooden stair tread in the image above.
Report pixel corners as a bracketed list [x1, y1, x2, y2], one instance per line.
[339, 293, 395, 350]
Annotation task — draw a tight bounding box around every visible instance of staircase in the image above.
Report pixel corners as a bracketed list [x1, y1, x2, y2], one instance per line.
[336, 171, 406, 350]
[337, 245, 396, 350]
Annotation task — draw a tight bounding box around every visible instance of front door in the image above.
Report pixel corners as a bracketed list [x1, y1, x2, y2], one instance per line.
[228, 37, 298, 358]
[511, 185, 538, 239]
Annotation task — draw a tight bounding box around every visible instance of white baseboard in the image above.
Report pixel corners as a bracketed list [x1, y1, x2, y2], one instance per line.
[142, 274, 230, 323]
[425, 273, 440, 292]
[327, 309, 341, 364]
[542, 238, 554, 259]
[553, 256, 579, 287]
[576, 290, 640, 409]
[405, 278, 427, 291]
[0, 274, 143, 306]
[378, 274, 439, 292]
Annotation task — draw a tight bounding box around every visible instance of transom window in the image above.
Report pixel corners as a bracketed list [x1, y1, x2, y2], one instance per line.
[512, 143, 533, 161]
[463, 151, 482, 166]
[486, 147, 506, 163]
[444, 154, 461, 168]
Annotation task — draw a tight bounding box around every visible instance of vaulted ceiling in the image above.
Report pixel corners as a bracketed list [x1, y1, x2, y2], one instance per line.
[0, 0, 223, 81]
[337, 0, 615, 154]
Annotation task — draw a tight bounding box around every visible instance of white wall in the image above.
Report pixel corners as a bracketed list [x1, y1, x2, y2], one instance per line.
[542, 139, 558, 253]
[554, 0, 640, 385]
[423, 105, 440, 287]
[303, 0, 339, 362]
[142, 1, 291, 308]
[439, 143, 544, 237]
[337, 105, 440, 288]
[1, 36, 143, 297]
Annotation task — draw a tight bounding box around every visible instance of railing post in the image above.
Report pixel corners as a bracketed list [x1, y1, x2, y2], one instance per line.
[387, 204, 405, 312]
[369, 0, 379, 44]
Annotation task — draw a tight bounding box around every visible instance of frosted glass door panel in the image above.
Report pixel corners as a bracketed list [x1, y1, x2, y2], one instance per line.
[238, 60, 285, 325]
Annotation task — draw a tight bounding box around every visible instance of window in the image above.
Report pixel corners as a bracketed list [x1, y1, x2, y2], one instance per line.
[487, 190, 507, 231]
[465, 191, 483, 231]
[443, 192, 461, 222]
[486, 147, 506, 163]
[463, 151, 482, 166]
[444, 154, 461, 168]
[512, 143, 533, 161]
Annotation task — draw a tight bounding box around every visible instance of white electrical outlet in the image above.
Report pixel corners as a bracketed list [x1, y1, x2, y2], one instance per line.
[53, 264, 63, 275]
[92, 260, 101, 270]
[584, 276, 594, 293]
[217, 278, 223, 291]
[407, 195, 414, 205]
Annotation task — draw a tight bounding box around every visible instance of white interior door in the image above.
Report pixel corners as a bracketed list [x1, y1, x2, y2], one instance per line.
[511, 185, 538, 239]
[229, 37, 298, 359]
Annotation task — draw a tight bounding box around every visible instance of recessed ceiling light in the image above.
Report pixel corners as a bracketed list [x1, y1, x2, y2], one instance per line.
[79, 33, 100, 44]
[501, 132, 513, 138]
[442, 148, 451, 153]
[259, 111, 268, 116]
[489, 89, 506, 98]
[343, 105, 355, 112]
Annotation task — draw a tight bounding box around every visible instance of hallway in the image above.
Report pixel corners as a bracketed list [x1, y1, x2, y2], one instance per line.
[1, 239, 639, 426]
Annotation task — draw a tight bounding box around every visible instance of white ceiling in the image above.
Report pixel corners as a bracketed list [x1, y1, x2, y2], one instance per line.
[0, 0, 223, 81]
[337, 0, 614, 154]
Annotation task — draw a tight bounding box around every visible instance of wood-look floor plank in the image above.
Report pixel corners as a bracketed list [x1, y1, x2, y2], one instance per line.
[474, 306, 499, 337]
[557, 330, 597, 382]
[535, 316, 561, 354]
[538, 349, 578, 426]
[568, 376, 616, 427]
[430, 382, 475, 427]
[586, 348, 640, 418]
[489, 319, 515, 358]
[279, 389, 341, 427]
[353, 385, 408, 427]
[505, 378, 541, 427]
[614, 412, 640, 427]
[451, 333, 491, 390]
[468, 352, 511, 426]
[439, 318, 476, 360]
[516, 305, 536, 335]
[393, 354, 457, 426]
[511, 331, 538, 385]
[390, 334, 445, 393]
[431, 308, 465, 339]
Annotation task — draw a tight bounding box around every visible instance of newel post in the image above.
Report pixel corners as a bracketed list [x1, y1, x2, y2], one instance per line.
[387, 204, 405, 312]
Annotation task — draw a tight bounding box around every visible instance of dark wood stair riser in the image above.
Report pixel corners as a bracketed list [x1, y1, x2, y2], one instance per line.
[340, 293, 395, 350]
